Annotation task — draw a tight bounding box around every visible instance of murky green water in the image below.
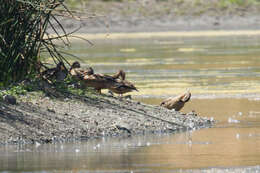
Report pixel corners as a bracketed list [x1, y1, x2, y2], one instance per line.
[66, 33, 260, 96]
[2, 33, 260, 172]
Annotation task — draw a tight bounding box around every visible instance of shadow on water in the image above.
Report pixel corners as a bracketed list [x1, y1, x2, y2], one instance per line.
[2, 33, 260, 172]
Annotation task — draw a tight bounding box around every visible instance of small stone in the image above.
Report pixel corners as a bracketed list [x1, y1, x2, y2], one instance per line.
[47, 108, 55, 113]
[3, 95, 16, 105]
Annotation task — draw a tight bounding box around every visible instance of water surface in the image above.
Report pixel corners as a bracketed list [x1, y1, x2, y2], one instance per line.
[64, 33, 260, 96]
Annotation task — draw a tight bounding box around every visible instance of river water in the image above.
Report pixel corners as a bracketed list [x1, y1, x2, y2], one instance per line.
[1, 32, 260, 172]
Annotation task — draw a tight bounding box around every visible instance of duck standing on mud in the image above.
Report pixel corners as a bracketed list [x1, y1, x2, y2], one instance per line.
[69, 61, 93, 80]
[69, 61, 82, 79]
[160, 91, 191, 111]
[82, 73, 117, 94]
[69, 61, 138, 95]
[81, 69, 127, 94]
[108, 70, 138, 97]
[69, 61, 111, 93]
[41, 62, 68, 82]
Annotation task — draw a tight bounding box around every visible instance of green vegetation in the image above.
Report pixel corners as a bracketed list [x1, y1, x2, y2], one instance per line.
[0, 76, 97, 102]
[0, 0, 75, 87]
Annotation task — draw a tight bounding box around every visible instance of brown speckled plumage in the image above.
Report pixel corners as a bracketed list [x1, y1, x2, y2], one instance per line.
[160, 91, 191, 111]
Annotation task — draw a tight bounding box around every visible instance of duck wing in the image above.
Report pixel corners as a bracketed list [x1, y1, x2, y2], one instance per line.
[160, 91, 191, 111]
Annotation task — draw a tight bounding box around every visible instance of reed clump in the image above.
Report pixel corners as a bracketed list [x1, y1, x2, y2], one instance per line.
[0, 0, 75, 87]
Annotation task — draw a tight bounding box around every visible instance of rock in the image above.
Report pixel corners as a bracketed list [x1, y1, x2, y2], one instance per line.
[116, 122, 131, 134]
[47, 108, 55, 113]
[3, 95, 16, 105]
[124, 95, 132, 100]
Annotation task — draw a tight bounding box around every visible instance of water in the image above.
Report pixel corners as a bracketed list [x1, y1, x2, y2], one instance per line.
[2, 32, 260, 172]
[66, 32, 260, 96]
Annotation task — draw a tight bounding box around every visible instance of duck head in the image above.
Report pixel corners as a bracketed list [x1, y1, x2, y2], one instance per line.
[71, 61, 81, 69]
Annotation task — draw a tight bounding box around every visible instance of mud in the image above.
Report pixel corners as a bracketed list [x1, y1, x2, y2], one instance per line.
[0, 92, 213, 145]
[53, 1, 260, 34]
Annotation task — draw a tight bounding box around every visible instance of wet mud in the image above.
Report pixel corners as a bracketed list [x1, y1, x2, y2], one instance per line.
[0, 93, 213, 145]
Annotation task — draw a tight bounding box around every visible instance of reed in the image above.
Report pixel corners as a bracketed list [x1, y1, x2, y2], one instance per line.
[0, 0, 76, 86]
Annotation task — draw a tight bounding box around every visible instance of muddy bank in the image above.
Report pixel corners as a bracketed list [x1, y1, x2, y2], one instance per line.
[60, 15, 260, 34]
[0, 92, 213, 145]
[53, 0, 260, 34]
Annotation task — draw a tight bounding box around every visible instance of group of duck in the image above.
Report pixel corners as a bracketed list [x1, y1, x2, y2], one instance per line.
[69, 61, 138, 96]
[42, 61, 191, 111]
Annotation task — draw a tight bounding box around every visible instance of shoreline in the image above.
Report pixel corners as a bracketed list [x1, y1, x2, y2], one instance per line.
[63, 30, 260, 40]
[56, 14, 260, 35]
[0, 92, 214, 145]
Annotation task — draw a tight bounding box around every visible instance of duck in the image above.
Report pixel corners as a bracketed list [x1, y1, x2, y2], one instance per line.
[111, 69, 126, 80]
[41, 62, 68, 82]
[69, 61, 81, 77]
[82, 72, 120, 94]
[69, 61, 94, 80]
[108, 70, 138, 97]
[160, 91, 191, 111]
[69, 61, 110, 93]
[109, 80, 138, 97]
[81, 69, 137, 95]
[92, 69, 125, 81]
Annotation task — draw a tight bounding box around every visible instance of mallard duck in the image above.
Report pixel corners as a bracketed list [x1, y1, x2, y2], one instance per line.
[41, 62, 68, 82]
[109, 78, 138, 96]
[81, 69, 134, 95]
[69, 62, 108, 93]
[111, 70, 126, 80]
[160, 91, 191, 111]
[108, 70, 138, 96]
[93, 69, 125, 81]
[70, 61, 94, 80]
[70, 61, 82, 79]
[82, 73, 120, 94]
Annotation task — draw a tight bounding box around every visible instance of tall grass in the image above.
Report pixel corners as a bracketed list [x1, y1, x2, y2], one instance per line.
[0, 0, 77, 87]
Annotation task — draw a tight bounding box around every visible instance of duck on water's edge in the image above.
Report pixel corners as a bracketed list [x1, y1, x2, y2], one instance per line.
[69, 61, 138, 96]
[70, 61, 190, 111]
[160, 91, 191, 111]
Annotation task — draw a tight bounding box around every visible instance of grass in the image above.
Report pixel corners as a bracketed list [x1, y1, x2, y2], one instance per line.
[0, 76, 98, 102]
[0, 0, 82, 87]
